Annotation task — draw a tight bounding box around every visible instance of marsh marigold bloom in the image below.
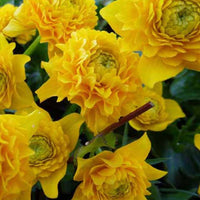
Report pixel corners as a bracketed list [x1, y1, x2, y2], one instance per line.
[0, 4, 16, 33]
[129, 83, 185, 131]
[0, 34, 34, 110]
[36, 29, 142, 134]
[0, 111, 43, 200]
[3, 3, 36, 44]
[72, 134, 167, 200]
[101, 0, 200, 87]
[20, 0, 97, 54]
[28, 108, 83, 198]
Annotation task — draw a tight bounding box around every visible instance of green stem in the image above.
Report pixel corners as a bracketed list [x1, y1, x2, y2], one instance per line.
[24, 35, 41, 56]
[122, 122, 129, 146]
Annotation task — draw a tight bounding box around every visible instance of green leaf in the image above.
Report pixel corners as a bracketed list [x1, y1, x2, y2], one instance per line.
[160, 188, 198, 200]
[75, 132, 116, 159]
[122, 122, 129, 146]
[147, 184, 162, 200]
[147, 157, 170, 165]
[0, 0, 14, 6]
[104, 132, 116, 149]
[170, 70, 200, 102]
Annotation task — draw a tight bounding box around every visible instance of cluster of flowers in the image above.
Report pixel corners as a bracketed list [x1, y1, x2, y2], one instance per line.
[0, 0, 199, 199]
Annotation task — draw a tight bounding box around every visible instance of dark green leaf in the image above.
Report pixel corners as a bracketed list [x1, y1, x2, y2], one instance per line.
[170, 70, 200, 102]
[160, 188, 198, 200]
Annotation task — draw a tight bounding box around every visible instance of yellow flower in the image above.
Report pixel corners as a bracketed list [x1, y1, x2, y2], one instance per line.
[72, 133, 167, 200]
[0, 4, 16, 33]
[129, 83, 185, 131]
[21, 0, 97, 55]
[36, 29, 142, 134]
[28, 108, 84, 198]
[194, 134, 200, 150]
[0, 34, 34, 110]
[100, 0, 200, 88]
[0, 111, 43, 200]
[3, 3, 36, 44]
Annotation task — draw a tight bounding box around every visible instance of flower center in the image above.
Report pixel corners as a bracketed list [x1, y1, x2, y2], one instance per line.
[135, 95, 167, 124]
[90, 51, 117, 69]
[88, 50, 118, 80]
[160, 0, 200, 38]
[29, 135, 55, 166]
[103, 179, 130, 199]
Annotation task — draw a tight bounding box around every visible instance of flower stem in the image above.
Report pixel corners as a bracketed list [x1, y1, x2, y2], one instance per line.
[24, 35, 41, 56]
[86, 101, 154, 145]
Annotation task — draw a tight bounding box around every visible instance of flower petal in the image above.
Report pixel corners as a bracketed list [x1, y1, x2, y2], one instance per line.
[12, 54, 30, 82]
[11, 82, 34, 109]
[164, 99, 185, 121]
[194, 134, 200, 150]
[39, 165, 67, 199]
[74, 151, 114, 181]
[143, 162, 167, 181]
[138, 56, 183, 88]
[116, 133, 151, 161]
[59, 113, 84, 152]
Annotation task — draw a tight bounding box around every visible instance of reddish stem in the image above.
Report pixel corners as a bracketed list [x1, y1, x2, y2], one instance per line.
[86, 101, 154, 145]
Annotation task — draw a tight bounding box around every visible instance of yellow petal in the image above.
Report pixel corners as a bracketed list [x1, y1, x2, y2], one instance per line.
[129, 120, 147, 131]
[12, 54, 30, 82]
[194, 134, 200, 150]
[182, 60, 200, 71]
[135, 195, 148, 200]
[0, 33, 14, 50]
[164, 99, 185, 121]
[36, 77, 60, 102]
[72, 185, 85, 200]
[11, 82, 35, 109]
[138, 56, 183, 88]
[197, 185, 200, 195]
[143, 45, 160, 57]
[15, 110, 45, 138]
[16, 188, 31, 200]
[116, 133, 151, 161]
[152, 82, 163, 96]
[74, 151, 114, 181]
[100, 1, 124, 37]
[143, 162, 167, 181]
[39, 165, 67, 198]
[59, 113, 84, 152]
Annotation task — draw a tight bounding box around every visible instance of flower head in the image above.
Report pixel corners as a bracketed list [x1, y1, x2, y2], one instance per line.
[28, 108, 84, 198]
[129, 83, 185, 131]
[22, 0, 97, 55]
[0, 111, 42, 200]
[36, 29, 142, 134]
[72, 134, 167, 200]
[3, 3, 36, 44]
[100, 0, 200, 87]
[0, 34, 34, 110]
[0, 4, 16, 33]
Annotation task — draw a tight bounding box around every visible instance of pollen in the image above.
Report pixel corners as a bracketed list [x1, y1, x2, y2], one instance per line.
[160, 0, 200, 38]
